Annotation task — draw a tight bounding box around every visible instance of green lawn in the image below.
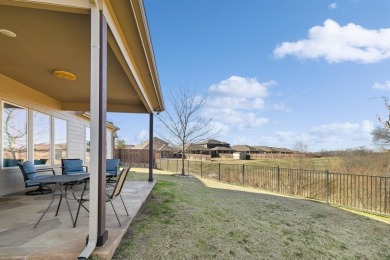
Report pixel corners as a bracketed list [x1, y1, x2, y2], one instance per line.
[113, 171, 390, 259]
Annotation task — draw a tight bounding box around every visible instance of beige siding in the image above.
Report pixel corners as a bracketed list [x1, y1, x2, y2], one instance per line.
[0, 74, 115, 196]
[107, 131, 113, 159]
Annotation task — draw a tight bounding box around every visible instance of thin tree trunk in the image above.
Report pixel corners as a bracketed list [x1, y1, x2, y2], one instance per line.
[182, 142, 185, 175]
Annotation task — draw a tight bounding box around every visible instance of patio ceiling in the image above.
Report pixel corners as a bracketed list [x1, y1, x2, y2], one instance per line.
[0, 0, 164, 113]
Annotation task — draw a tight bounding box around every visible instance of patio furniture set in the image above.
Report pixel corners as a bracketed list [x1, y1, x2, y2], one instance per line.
[16, 159, 129, 228]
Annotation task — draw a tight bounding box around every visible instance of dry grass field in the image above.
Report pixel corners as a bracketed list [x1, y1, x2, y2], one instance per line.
[113, 170, 390, 259]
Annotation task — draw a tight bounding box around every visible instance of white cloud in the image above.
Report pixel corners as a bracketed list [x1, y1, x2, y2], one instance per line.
[249, 120, 374, 151]
[273, 19, 390, 64]
[208, 97, 265, 110]
[328, 3, 337, 9]
[372, 80, 390, 90]
[271, 102, 291, 111]
[209, 76, 276, 98]
[207, 76, 276, 110]
[205, 76, 275, 134]
[306, 120, 374, 149]
[205, 108, 268, 131]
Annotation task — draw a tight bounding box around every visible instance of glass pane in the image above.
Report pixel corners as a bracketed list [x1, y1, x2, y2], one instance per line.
[2, 103, 27, 167]
[86, 127, 90, 163]
[33, 112, 51, 165]
[54, 118, 67, 165]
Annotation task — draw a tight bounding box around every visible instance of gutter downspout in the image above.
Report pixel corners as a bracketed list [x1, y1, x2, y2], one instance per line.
[78, 0, 100, 258]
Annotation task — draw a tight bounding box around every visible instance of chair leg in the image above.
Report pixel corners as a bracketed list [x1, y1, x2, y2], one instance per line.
[119, 194, 129, 216]
[74, 189, 89, 228]
[109, 200, 121, 227]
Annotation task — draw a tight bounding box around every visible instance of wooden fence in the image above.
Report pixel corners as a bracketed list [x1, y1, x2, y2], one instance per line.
[114, 149, 160, 167]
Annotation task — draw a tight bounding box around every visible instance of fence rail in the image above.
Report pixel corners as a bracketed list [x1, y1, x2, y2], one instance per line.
[156, 159, 390, 216]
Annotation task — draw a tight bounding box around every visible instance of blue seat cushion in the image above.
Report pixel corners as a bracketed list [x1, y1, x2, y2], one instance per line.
[106, 159, 120, 177]
[25, 175, 50, 186]
[22, 161, 37, 180]
[63, 160, 84, 174]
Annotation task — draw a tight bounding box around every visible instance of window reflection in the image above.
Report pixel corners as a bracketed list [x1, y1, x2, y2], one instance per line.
[33, 112, 50, 165]
[2, 103, 27, 167]
[54, 118, 67, 164]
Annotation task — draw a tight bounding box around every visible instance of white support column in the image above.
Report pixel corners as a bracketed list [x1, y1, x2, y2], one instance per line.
[78, 0, 101, 258]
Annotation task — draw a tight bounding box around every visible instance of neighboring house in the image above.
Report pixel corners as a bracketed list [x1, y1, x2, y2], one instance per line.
[231, 145, 260, 154]
[269, 147, 294, 154]
[254, 146, 274, 154]
[210, 146, 235, 156]
[197, 139, 231, 149]
[183, 143, 210, 155]
[133, 137, 177, 157]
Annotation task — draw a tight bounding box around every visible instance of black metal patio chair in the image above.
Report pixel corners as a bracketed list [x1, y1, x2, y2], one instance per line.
[17, 161, 55, 195]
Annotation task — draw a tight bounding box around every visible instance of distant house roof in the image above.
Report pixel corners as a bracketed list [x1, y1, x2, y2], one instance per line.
[210, 146, 235, 151]
[231, 145, 258, 152]
[197, 139, 230, 146]
[267, 147, 294, 153]
[277, 147, 294, 153]
[184, 143, 210, 151]
[255, 146, 274, 152]
[133, 137, 175, 151]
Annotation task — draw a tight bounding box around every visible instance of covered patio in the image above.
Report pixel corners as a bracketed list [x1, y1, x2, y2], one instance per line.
[0, 0, 164, 258]
[0, 179, 155, 259]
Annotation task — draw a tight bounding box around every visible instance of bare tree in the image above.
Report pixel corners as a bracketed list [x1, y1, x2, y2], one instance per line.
[156, 86, 218, 175]
[292, 141, 311, 169]
[372, 98, 390, 149]
[3, 107, 27, 160]
[115, 138, 127, 149]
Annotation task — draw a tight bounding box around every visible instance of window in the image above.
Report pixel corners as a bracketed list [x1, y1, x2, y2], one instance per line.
[33, 112, 51, 165]
[2, 102, 27, 167]
[54, 118, 67, 165]
[54, 118, 68, 164]
[85, 127, 90, 163]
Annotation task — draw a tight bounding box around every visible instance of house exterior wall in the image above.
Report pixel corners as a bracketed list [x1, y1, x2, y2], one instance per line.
[0, 74, 115, 196]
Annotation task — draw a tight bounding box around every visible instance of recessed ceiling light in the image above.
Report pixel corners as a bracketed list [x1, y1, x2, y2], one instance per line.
[0, 29, 16, 37]
[52, 70, 77, 80]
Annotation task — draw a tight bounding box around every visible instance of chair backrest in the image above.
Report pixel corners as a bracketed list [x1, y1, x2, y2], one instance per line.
[110, 167, 131, 199]
[62, 159, 85, 175]
[17, 161, 37, 181]
[106, 159, 120, 173]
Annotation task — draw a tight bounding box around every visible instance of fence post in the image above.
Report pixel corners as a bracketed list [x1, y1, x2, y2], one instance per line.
[200, 161, 203, 178]
[188, 160, 190, 175]
[167, 159, 169, 171]
[326, 170, 329, 204]
[218, 162, 221, 181]
[242, 164, 245, 186]
[277, 166, 280, 193]
[176, 159, 178, 173]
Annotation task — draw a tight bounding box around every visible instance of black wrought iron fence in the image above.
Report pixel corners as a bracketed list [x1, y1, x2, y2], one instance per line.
[156, 159, 390, 216]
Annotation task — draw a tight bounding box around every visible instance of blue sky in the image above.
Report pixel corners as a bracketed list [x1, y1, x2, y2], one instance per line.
[108, 0, 390, 152]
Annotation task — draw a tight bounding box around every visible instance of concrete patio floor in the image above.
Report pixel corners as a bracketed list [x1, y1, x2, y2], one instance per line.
[0, 180, 155, 259]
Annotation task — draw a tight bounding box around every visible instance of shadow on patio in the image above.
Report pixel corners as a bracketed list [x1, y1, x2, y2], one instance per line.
[0, 180, 155, 259]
